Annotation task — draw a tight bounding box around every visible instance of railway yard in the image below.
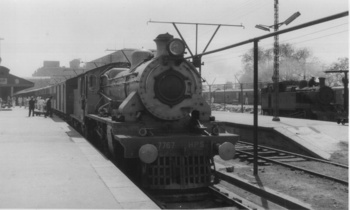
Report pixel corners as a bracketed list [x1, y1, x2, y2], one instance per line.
[0, 107, 347, 209]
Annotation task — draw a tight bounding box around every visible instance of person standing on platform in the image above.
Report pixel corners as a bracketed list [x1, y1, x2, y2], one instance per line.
[12, 97, 16, 107]
[38, 97, 44, 112]
[244, 93, 249, 105]
[18, 97, 22, 108]
[24, 97, 29, 109]
[28, 96, 35, 117]
[45, 96, 53, 118]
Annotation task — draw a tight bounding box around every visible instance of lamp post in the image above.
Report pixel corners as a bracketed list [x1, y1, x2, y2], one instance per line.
[255, 0, 300, 121]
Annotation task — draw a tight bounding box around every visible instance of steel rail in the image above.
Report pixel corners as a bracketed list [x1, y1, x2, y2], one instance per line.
[215, 171, 313, 210]
[208, 186, 253, 210]
[236, 150, 348, 185]
[237, 141, 348, 169]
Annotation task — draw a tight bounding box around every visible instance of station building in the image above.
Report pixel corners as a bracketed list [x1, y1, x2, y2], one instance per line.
[0, 65, 34, 101]
[11, 49, 154, 98]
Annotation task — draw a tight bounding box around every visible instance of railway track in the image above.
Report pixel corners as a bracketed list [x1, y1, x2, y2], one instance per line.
[214, 170, 313, 210]
[81, 120, 347, 209]
[145, 187, 256, 209]
[235, 141, 348, 185]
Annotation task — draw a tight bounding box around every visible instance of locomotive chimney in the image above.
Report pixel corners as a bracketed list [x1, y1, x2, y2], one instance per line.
[154, 33, 173, 58]
[319, 77, 326, 87]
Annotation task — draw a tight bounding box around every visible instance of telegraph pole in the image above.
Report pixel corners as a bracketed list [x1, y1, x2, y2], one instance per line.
[272, 0, 280, 121]
[255, 1, 300, 121]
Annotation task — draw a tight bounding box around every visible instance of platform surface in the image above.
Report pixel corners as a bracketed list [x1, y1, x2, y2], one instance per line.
[0, 107, 159, 209]
[213, 111, 348, 159]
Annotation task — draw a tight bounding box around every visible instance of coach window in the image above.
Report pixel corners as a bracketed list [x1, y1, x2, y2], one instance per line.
[89, 75, 97, 91]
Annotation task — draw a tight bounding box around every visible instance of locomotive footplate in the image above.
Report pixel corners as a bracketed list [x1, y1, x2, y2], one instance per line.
[112, 133, 238, 190]
[113, 133, 239, 159]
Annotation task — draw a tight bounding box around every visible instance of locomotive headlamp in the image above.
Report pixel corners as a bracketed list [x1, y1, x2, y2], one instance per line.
[167, 39, 185, 56]
[217, 142, 235, 160]
[139, 144, 158, 164]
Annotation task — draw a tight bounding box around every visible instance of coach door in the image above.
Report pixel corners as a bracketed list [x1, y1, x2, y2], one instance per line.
[81, 75, 88, 117]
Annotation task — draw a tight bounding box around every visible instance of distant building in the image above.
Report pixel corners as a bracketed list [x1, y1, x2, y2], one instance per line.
[0, 65, 34, 100]
[15, 48, 156, 95]
[43, 61, 60, 68]
[32, 60, 85, 78]
[70, 59, 80, 69]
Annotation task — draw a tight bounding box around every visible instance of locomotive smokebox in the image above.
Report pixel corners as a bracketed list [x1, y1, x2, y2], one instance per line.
[154, 33, 174, 57]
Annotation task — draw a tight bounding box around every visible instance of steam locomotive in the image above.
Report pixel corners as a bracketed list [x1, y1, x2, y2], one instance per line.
[261, 78, 346, 121]
[15, 33, 238, 191]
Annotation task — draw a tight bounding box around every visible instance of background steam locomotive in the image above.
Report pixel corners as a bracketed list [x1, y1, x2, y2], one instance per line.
[15, 33, 239, 191]
[261, 78, 346, 121]
[202, 78, 346, 121]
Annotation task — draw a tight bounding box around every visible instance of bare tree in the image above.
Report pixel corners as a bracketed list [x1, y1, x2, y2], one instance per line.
[325, 57, 349, 86]
[239, 43, 321, 83]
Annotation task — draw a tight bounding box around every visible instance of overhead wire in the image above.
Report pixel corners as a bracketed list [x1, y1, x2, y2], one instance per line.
[203, 21, 348, 64]
[184, 0, 269, 45]
[280, 22, 348, 44]
[291, 29, 348, 45]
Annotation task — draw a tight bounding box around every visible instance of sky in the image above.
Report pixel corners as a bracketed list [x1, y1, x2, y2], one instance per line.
[0, 0, 348, 84]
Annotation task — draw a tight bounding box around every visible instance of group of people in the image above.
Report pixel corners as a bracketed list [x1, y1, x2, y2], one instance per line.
[0, 96, 33, 108]
[0, 95, 53, 117]
[0, 96, 17, 108]
[27, 96, 53, 118]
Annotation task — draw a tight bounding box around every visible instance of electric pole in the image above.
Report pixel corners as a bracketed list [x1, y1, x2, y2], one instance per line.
[272, 0, 280, 121]
[255, 1, 300, 121]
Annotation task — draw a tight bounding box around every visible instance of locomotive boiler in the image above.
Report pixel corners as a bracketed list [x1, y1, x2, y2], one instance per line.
[261, 78, 340, 121]
[82, 33, 239, 190]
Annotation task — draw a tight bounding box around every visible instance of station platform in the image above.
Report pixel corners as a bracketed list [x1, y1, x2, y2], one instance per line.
[0, 107, 159, 209]
[213, 111, 348, 160]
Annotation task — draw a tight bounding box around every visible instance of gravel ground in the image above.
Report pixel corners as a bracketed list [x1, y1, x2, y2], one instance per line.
[211, 103, 348, 209]
[216, 141, 348, 210]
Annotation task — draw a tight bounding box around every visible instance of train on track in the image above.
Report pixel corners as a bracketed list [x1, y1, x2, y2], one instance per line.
[202, 88, 258, 105]
[202, 80, 346, 122]
[261, 78, 347, 121]
[14, 33, 239, 192]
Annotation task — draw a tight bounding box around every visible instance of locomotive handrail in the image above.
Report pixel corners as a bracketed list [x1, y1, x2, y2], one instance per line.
[99, 91, 113, 102]
[110, 72, 139, 80]
[129, 57, 154, 72]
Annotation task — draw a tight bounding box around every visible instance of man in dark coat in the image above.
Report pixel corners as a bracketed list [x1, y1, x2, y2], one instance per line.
[45, 96, 53, 118]
[28, 96, 35, 117]
[308, 77, 318, 87]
